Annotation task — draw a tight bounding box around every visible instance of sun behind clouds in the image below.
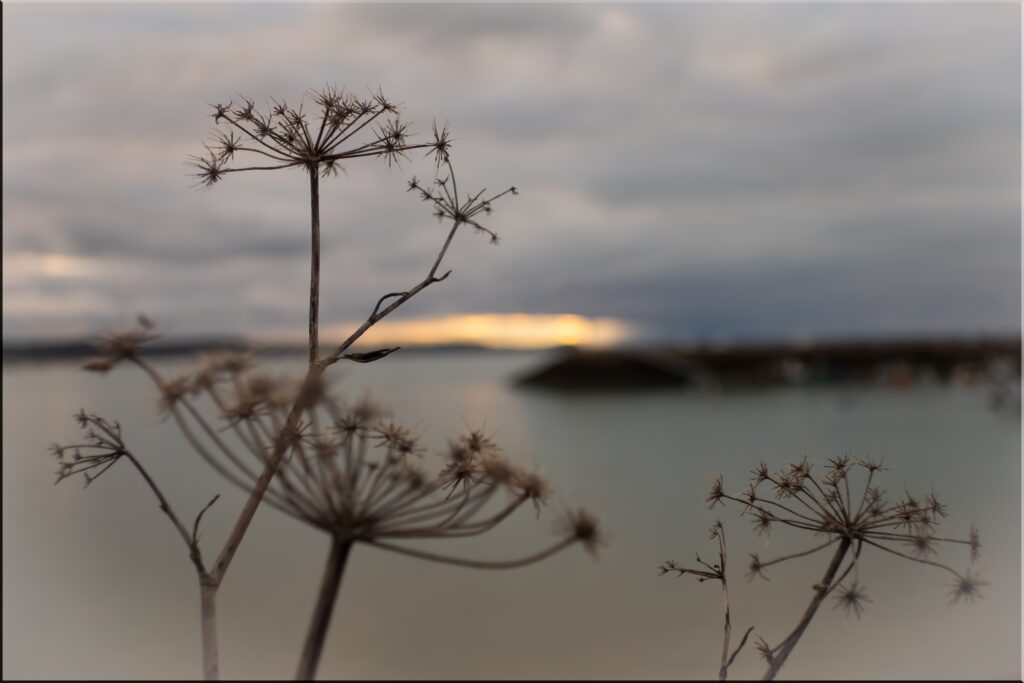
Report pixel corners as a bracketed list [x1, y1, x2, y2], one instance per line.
[327, 313, 635, 349]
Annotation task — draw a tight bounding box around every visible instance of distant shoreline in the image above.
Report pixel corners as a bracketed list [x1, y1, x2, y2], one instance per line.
[0, 338, 543, 363]
[514, 335, 1021, 390]
[6, 335, 1015, 385]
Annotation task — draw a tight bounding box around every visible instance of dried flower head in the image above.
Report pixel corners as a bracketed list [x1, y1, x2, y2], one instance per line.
[559, 507, 604, 557]
[747, 553, 769, 581]
[706, 474, 726, 508]
[832, 581, 872, 618]
[82, 316, 161, 373]
[95, 349, 597, 570]
[406, 164, 515, 246]
[188, 85, 449, 188]
[947, 570, 987, 604]
[700, 456, 983, 609]
[51, 411, 126, 487]
[968, 524, 981, 563]
[756, 636, 775, 664]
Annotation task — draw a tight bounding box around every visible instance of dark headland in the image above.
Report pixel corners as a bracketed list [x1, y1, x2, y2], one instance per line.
[514, 336, 1021, 391]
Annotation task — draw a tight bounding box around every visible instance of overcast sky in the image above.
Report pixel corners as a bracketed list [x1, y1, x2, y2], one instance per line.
[3, 3, 1020, 345]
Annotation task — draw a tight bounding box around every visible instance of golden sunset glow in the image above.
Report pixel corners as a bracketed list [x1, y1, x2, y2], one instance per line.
[325, 313, 635, 349]
[4, 252, 96, 280]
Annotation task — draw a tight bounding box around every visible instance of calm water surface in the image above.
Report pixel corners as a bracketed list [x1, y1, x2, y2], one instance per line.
[3, 352, 1020, 679]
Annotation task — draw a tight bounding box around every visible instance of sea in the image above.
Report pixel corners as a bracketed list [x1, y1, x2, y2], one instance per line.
[3, 351, 1020, 679]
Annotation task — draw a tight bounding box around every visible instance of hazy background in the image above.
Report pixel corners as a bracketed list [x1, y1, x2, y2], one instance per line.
[3, 2, 1020, 346]
[4, 354, 1021, 680]
[3, 3, 1021, 681]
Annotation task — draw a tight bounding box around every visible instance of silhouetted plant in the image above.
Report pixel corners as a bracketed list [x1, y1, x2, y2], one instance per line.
[661, 456, 982, 680]
[658, 520, 754, 681]
[56, 335, 599, 679]
[187, 86, 452, 365]
[51, 85, 596, 681]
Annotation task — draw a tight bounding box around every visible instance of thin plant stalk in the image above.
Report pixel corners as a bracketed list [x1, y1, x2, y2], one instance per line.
[296, 537, 353, 680]
[660, 522, 753, 681]
[717, 537, 733, 681]
[714, 527, 754, 681]
[200, 581, 219, 679]
[761, 537, 851, 680]
[308, 165, 321, 366]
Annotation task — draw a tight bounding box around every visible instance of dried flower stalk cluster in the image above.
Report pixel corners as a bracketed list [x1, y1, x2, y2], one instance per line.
[662, 456, 983, 680]
[55, 330, 599, 677]
[51, 85, 599, 681]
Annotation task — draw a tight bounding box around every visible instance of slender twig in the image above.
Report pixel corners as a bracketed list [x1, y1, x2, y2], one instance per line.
[51, 415, 221, 678]
[660, 522, 753, 681]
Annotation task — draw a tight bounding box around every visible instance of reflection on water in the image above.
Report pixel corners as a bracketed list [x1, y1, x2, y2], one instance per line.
[3, 352, 1020, 679]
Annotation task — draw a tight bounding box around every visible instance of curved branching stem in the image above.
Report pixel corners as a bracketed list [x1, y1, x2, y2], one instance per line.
[755, 537, 839, 574]
[367, 535, 576, 569]
[761, 537, 852, 681]
[860, 537, 961, 578]
[52, 412, 221, 678]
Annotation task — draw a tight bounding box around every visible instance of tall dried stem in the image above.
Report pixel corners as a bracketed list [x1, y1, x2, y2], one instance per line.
[760, 537, 851, 680]
[296, 537, 352, 680]
[308, 165, 321, 365]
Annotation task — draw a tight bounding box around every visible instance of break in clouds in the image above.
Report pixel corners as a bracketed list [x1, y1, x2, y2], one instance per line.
[2, 3, 1019, 343]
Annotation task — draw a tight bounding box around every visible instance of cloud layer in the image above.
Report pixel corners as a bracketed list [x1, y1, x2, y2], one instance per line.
[3, 3, 1019, 342]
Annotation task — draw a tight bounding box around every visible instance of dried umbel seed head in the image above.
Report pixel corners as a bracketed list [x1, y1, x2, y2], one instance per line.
[832, 581, 871, 619]
[335, 397, 384, 438]
[373, 421, 423, 460]
[460, 428, 500, 457]
[756, 636, 775, 664]
[158, 374, 193, 416]
[752, 510, 774, 537]
[747, 553, 768, 580]
[693, 456, 983, 616]
[968, 524, 981, 562]
[98, 347, 600, 568]
[706, 475, 725, 508]
[512, 469, 550, 514]
[406, 165, 516, 246]
[558, 507, 604, 557]
[479, 454, 516, 485]
[51, 411, 127, 487]
[947, 570, 987, 604]
[658, 560, 681, 576]
[189, 351, 255, 395]
[83, 317, 162, 373]
[187, 85, 452, 189]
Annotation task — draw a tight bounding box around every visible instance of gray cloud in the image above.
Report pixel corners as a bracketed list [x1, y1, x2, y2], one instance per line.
[3, 3, 1019, 342]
